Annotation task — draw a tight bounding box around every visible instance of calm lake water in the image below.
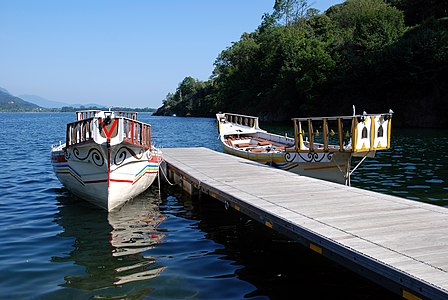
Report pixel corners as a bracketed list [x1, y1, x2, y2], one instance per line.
[1, 112, 447, 299]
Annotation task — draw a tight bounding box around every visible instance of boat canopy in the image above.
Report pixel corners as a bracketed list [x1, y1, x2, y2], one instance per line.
[291, 112, 393, 154]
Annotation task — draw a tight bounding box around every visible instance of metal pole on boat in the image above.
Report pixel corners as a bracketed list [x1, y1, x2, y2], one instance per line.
[349, 152, 369, 182]
[157, 163, 161, 199]
[107, 141, 111, 188]
[345, 158, 351, 186]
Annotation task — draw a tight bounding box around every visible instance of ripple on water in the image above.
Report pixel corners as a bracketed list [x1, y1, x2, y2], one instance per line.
[426, 179, 444, 184]
[407, 185, 431, 189]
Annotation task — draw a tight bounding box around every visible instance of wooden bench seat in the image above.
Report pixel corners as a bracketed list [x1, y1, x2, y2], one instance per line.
[252, 137, 271, 146]
[235, 143, 251, 148]
[258, 141, 271, 146]
[249, 148, 266, 152]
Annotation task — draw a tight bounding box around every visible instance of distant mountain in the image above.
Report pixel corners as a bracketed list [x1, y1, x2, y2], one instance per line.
[71, 103, 107, 108]
[0, 87, 10, 94]
[1, 85, 153, 112]
[0, 89, 42, 111]
[19, 94, 107, 109]
[19, 94, 69, 109]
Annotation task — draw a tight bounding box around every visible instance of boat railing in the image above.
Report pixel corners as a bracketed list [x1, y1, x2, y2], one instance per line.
[291, 113, 392, 154]
[66, 116, 152, 149]
[115, 111, 138, 120]
[66, 117, 95, 147]
[223, 113, 260, 129]
[76, 110, 101, 121]
[122, 118, 152, 149]
[76, 110, 138, 121]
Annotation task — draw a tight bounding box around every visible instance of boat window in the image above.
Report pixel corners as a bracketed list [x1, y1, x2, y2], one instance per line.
[362, 127, 368, 139]
[377, 125, 384, 137]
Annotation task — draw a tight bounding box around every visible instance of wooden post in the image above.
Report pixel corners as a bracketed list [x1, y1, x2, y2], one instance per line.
[294, 120, 300, 151]
[338, 118, 343, 151]
[323, 118, 328, 152]
[352, 117, 358, 151]
[131, 121, 134, 144]
[66, 124, 70, 148]
[308, 119, 314, 151]
[370, 116, 375, 151]
[387, 116, 392, 149]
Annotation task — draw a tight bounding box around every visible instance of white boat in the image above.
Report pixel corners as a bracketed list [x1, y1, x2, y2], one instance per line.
[216, 110, 393, 185]
[51, 110, 162, 211]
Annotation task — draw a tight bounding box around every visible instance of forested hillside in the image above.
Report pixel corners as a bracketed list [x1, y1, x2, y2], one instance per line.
[0, 89, 42, 112]
[154, 0, 448, 128]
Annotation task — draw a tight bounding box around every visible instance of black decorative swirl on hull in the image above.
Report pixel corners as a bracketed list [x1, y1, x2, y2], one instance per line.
[285, 152, 297, 162]
[291, 151, 334, 163]
[64, 149, 71, 160]
[114, 146, 144, 166]
[73, 147, 104, 166]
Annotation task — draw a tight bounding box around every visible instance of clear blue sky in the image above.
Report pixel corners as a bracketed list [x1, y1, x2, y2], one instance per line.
[0, 0, 343, 108]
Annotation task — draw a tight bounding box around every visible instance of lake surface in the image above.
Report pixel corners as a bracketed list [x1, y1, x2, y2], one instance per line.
[0, 112, 447, 299]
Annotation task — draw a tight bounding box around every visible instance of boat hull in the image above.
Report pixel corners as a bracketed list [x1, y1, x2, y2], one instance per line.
[51, 142, 161, 211]
[222, 142, 351, 184]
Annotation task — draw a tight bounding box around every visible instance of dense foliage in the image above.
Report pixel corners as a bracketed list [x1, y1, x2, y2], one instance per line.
[154, 0, 448, 128]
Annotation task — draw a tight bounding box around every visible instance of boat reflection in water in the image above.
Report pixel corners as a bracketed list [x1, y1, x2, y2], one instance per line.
[52, 187, 167, 293]
[108, 192, 167, 285]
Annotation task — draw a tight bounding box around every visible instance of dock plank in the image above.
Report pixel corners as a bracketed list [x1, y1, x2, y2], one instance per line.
[161, 147, 448, 299]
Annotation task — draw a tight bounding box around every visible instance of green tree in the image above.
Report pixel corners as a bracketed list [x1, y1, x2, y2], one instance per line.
[328, 0, 405, 56]
[154, 0, 447, 127]
[386, 0, 448, 25]
[273, 0, 311, 26]
[155, 77, 216, 117]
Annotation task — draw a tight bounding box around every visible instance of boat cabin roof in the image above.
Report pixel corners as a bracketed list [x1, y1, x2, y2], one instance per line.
[292, 113, 393, 122]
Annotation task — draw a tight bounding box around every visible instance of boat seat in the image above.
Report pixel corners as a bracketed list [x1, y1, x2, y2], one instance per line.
[224, 139, 233, 146]
[235, 143, 251, 148]
[249, 148, 266, 152]
[252, 137, 271, 146]
[257, 141, 271, 146]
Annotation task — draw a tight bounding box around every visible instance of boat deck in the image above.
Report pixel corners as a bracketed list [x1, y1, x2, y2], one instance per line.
[225, 135, 288, 152]
[161, 147, 448, 299]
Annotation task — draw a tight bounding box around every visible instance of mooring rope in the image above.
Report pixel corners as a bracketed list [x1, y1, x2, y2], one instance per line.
[158, 158, 177, 186]
[155, 147, 177, 187]
[154, 148, 178, 199]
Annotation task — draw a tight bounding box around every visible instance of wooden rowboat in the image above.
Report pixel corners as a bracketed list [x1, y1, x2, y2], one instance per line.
[216, 110, 393, 185]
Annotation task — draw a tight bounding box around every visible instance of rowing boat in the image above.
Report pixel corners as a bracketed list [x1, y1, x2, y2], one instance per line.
[216, 110, 393, 185]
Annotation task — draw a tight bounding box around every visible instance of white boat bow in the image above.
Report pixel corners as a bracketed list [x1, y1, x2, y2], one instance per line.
[51, 110, 162, 211]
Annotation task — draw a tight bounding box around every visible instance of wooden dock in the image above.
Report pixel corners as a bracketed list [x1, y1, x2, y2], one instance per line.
[161, 147, 448, 300]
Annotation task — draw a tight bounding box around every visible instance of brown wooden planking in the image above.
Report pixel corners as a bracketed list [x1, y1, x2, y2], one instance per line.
[161, 147, 448, 299]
